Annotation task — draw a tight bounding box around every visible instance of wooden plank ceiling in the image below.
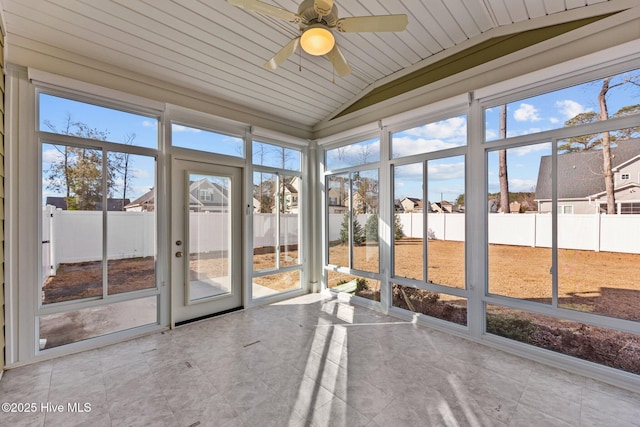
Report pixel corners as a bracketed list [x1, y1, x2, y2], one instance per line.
[2, 0, 619, 131]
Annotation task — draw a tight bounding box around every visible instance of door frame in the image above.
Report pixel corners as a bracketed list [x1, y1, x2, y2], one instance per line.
[171, 156, 244, 326]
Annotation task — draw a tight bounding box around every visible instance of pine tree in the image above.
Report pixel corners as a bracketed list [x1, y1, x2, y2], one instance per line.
[365, 213, 379, 242]
[394, 213, 404, 240]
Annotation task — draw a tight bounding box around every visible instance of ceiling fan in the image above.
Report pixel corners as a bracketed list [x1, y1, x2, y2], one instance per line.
[228, 0, 408, 77]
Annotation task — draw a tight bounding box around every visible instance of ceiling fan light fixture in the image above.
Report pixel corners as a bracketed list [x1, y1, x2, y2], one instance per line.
[300, 26, 334, 56]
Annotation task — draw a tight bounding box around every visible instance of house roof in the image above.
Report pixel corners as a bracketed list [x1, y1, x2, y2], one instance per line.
[125, 189, 155, 209]
[535, 140, 640, 200]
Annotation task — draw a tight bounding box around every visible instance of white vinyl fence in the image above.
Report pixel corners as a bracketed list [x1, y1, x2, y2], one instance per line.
[328, 212, 640, 254]
[42, 207, 300, 281]
[42, 208, 640, 282]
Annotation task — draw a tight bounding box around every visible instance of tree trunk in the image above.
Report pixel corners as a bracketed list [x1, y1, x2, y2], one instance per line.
[599, 77, 616, 214]
[499, 105, 510, 213]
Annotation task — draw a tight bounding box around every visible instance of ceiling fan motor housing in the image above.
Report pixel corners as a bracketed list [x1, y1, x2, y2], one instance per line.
[298, 0, 338, 28]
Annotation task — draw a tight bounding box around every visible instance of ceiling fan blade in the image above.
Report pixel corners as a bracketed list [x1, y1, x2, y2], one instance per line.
[326, 45, 352, 77]
[314, 0, 334, 17]
[264, 37, 300, 70]
[337, 15, 408, 33]
[228, 0, 299, 23]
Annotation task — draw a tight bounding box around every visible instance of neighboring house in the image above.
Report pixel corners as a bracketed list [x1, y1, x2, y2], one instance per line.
[352, 190, 378, 214]
[124, 189, 155, 212]
[278, 176, 300, 214]
[189, 178, 229, 212]
[400, 197, 423, 212]
[327, 183, 348, 214]
[535, 141, 640, 214]
[429, 200, 462, 213]
[46, 196, 130, 211]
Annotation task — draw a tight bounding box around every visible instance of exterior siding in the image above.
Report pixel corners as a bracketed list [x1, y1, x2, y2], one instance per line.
[0, 23, 5, 372]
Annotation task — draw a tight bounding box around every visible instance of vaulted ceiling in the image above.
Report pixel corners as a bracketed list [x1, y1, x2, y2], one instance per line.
[2, 0, 632, 135]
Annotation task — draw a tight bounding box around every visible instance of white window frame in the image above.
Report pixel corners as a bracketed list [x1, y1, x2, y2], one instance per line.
[5, 69, 170, 365]
[246, 130, 309, 307]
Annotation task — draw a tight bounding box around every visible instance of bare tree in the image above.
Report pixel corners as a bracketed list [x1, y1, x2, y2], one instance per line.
[112, 133, 136, 210]
[498, 104, 510, 213]
[598, 78, 617, 214]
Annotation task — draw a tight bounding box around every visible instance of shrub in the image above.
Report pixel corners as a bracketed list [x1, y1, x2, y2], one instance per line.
[355, 277, 369, 293]
[486, 314, 537, 344]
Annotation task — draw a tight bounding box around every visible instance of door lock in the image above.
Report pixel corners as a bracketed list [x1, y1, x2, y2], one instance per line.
[175, 251, 183, 258]
[176, 240, 182, 246]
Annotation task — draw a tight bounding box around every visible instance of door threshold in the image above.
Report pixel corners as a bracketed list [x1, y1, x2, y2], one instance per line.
[175, 306, 244, 327]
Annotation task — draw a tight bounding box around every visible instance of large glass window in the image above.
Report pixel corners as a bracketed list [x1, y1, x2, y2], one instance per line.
[252, 141, 303, 298]
[172, 123, 244, 157]
[392, 116, 467, 158]
[325, 169, 379, 274]
[326, 137, 380, 170]
[39, 93, 158, 148]
[484, 74, 640, 375]
[39, 93, 159, 350]
[484, 67, 640, 142]
[487, 142, 552, 302]
[42, 146, 157, 304]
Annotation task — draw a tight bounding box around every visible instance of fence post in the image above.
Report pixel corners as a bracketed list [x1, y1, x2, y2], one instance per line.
[595, 211, 601, 253]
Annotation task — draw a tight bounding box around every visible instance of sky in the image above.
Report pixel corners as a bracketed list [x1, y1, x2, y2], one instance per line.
[40, 67, 640, 206]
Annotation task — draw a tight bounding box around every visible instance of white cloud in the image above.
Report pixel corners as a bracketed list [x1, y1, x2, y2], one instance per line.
[392, 136, 460, 157]
[427, 161, 465, 181]
[513, 103, 541, 122]
[141, 120, 157, 128]
[508, 178, 537, 192]
[549, 117, 560, 124]
[510, 142, 551, 157]
[403, 117, 467, 139]
[42, 148, 65, 164]
[171, 124, 201, 133]
[555, 100, 592, 120]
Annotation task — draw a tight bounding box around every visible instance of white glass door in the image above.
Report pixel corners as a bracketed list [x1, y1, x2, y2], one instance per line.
[171, 159, 242, 324]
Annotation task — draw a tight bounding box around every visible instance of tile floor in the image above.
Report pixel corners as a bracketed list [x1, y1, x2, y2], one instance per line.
[1, 293, 639, 426]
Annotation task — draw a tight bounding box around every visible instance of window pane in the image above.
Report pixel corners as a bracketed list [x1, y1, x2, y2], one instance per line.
[172, 124, 243, 157]
[488, 143, 552, 301]
[392, 284, 467, 326]
[253, 172, 277, 271]
[486, 304, 640, 375]
[253, 141, 301, 171]
[393, 163, 423, 280]
[187, 174, 232, 302]
[252, 270, 301, 297]
[427, 156, 466, 288]
[326, 137, 380, 170]
[352, 170, 379, 273]
[485, 68, 640, 142]
[107, 154, 156, 296]
[556, 136, 640, 322]
[392, 115, 467, 158]
[39, 93, 158, 148]
[279, 175, 301, 267]
[327, 174, 349, 267]
[327, 271, 380, 302]
[42, 143, 103, 304]
[39, 296, 157, 349]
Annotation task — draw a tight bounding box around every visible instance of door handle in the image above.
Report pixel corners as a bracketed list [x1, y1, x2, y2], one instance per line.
[175, 251, 183, 258]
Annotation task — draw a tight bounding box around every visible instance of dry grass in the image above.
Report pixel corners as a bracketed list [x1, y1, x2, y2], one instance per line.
[43, 240, 640, 321]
